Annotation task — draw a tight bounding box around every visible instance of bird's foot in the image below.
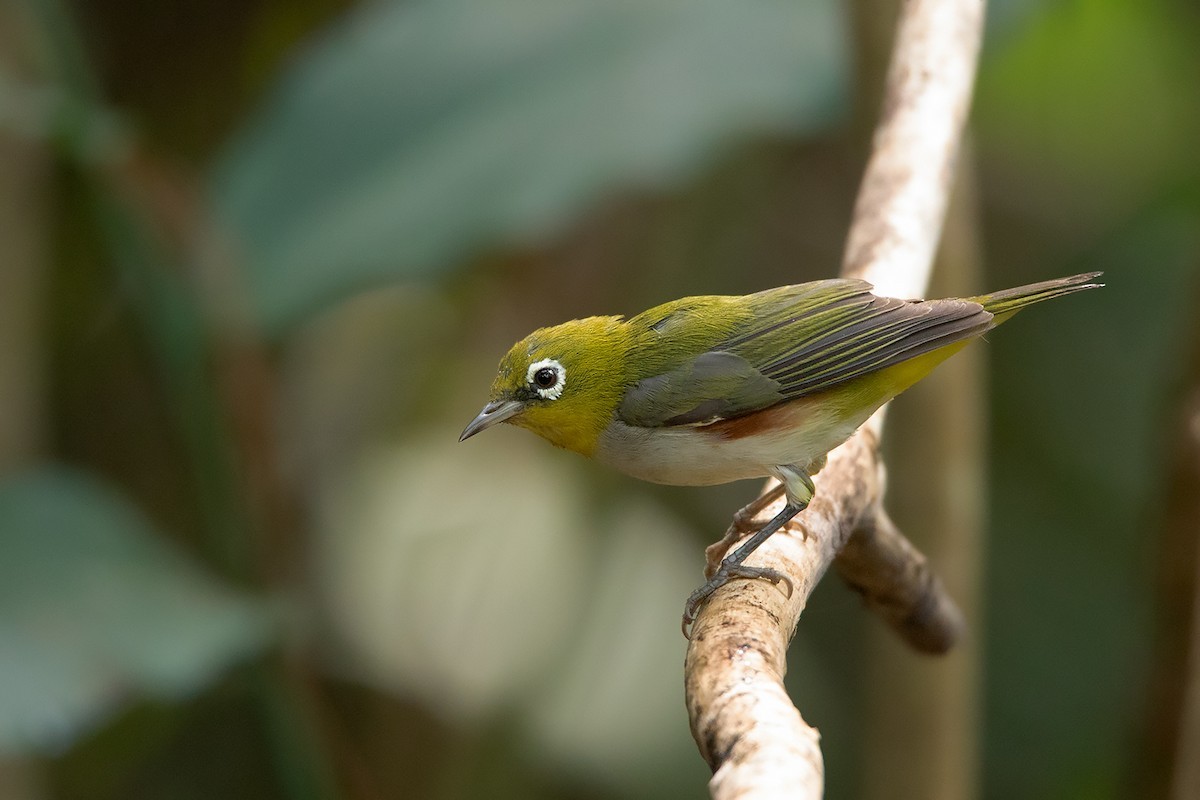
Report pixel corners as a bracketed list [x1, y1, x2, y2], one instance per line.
[685, 483, 808, 637]
[682, 563, 794, 638]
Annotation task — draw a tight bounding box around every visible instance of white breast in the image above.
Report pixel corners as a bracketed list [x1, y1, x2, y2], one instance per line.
[593, 403, 867, 487]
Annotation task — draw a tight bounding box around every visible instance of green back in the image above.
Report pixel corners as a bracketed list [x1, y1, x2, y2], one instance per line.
[618, 280, 992, 427]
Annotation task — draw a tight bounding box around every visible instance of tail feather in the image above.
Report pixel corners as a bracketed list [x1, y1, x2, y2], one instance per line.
[972, 271, 1103, 319]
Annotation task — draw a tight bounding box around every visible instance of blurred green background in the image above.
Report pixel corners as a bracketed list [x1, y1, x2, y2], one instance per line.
[2, 0, 1198, 798]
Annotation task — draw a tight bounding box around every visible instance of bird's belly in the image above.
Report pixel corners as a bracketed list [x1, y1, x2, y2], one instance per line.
[594, 398, 864, 487]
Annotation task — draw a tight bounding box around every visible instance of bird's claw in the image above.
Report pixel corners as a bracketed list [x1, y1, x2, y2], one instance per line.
[681, 564, 794, 638]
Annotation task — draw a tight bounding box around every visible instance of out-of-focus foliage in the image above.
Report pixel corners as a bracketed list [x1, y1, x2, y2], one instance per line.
[316, 433, 596, 720]
[973, 2, 1200, 796]
[0, 469, 270, 754]
[211, 0, 847, 333]
[986, 217, 1198, 799]
[315, 431, 711, 795]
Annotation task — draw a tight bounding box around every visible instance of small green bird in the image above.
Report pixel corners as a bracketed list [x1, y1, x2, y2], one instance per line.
[460, 272, 1101, 632]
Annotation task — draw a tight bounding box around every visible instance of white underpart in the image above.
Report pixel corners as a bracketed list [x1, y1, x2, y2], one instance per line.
[594, 403, 871, 490]
[527, 358, 566, 400]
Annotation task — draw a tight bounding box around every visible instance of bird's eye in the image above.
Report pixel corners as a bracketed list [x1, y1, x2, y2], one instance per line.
[526, 358, 566, 400]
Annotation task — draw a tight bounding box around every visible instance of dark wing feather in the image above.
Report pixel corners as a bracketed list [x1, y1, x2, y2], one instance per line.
[618, 281, 994, 428]
[618, 351, 784, 427]
[749, 294, 992, 397]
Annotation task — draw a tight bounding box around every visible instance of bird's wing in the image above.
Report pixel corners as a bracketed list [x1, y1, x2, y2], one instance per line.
[619, 281, 993, 428]
[618, 350, 787, 427]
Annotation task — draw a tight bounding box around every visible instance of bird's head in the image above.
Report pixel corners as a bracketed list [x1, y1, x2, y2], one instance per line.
[460, 316, 630, 456]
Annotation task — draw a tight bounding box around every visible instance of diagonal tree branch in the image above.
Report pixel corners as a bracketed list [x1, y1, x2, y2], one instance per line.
[683, 1, 986, 796]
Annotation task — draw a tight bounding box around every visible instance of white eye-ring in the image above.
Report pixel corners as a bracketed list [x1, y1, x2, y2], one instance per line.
[527, 358, 566, 400]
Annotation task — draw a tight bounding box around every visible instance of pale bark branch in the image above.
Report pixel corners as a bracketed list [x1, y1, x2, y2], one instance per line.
[858, 148, 985, 800]
[683, 1, 986, 796]
[835, 508, 964, 655]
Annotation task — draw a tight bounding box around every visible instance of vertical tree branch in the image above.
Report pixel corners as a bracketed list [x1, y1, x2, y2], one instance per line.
[1168, 404, 1200, 800]
[683, 1, 985, 797]
[0, 0, 52, 796]
[0, 1, 50, 477]
[857, 150, 985, 800]
[1133, 274, 1200, 800]
[841, 0, 984, 296]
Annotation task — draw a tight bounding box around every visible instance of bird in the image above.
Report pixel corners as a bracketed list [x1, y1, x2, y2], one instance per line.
[459, 272, 1102, 633]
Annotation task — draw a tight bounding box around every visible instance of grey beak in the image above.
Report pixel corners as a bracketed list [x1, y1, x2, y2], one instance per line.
[459, 399, 525, 442]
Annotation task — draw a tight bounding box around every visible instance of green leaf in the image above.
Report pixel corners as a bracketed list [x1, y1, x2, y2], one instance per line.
[0, 469, 272, 754]
[210, 0, 847, 333]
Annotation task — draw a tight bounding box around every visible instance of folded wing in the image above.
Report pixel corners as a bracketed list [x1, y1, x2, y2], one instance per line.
[619, 281, 993, 428]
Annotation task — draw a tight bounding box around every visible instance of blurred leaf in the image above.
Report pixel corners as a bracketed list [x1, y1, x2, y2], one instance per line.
[522, 499, 706, 796]
[315, 424, 710, 793]
[210, 0, 848, 333]
[315, 427, 594, 722]
[0, 468, 272, 755]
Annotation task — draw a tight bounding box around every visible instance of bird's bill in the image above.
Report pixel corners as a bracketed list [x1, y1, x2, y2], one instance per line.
[459, 399, 525, 441]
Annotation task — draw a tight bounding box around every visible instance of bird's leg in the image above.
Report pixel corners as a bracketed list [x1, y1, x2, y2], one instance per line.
[683, 502, 804, 635]
[703, 482, 787, 579]
[684, 465, 815, 636]
[733, 481, 787, 532]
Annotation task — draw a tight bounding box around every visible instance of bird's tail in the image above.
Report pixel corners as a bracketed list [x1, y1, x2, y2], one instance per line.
[972, 272, 1104, 321]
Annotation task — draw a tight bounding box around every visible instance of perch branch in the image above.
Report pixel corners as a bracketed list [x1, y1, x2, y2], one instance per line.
[683, 0, 985, 796]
